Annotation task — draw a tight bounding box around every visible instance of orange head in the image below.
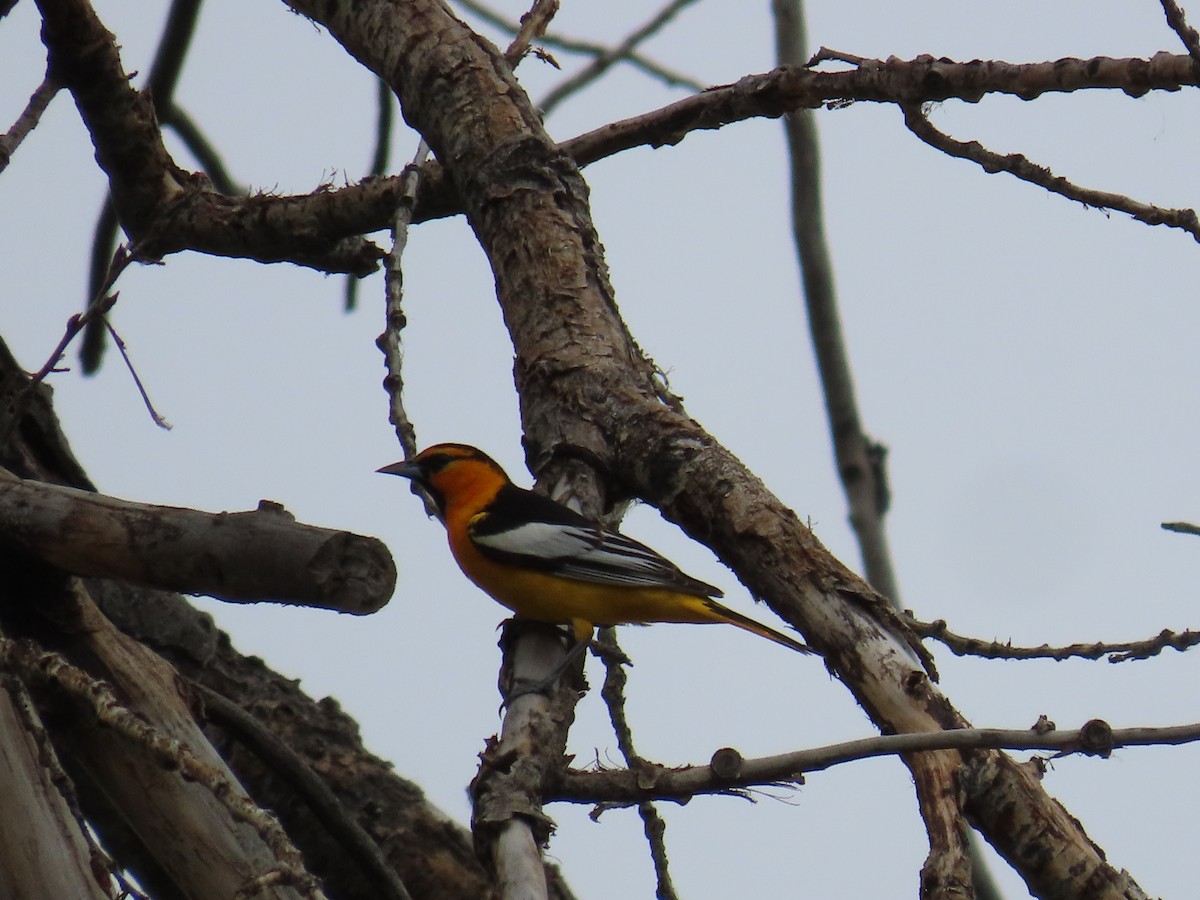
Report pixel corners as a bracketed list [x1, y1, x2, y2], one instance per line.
[377, 443, 511, 518]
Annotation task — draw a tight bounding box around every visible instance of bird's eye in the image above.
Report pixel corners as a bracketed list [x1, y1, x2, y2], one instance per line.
[425, 453, 454, 473]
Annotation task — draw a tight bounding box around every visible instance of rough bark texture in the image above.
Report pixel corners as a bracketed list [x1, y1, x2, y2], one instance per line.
[0, 682, 111, 899]
[0, 475, 396, 614]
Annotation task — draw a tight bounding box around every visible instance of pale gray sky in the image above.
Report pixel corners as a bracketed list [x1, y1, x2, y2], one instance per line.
[4, 1, 1200, 897]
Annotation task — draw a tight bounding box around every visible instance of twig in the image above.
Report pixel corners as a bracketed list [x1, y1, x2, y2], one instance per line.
[505, 0, 560, 66]
[910, 617, 1200, 663]
[30, 246, 134, 388]
[378, 143, 429, 464]
[0, 637, 321, 898]
[103, 319, 173, 430]
[0, 71, 61, 174]
[1160, 0, 1200, 67]
[806, 46, 870, 68]
[554, 718, 1200, 804]
[594, 629, 678, 900]
[455, 0, 705, 91]
[196, 683, 412, 900]
[902, 103, 1200, 242]
[538, 0, 701, 116]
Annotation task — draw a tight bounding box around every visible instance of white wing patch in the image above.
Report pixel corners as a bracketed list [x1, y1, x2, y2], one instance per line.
[473, 521, 701, 590]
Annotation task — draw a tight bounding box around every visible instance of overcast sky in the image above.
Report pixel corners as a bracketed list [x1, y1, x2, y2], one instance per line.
[4, 1, 1200, 897]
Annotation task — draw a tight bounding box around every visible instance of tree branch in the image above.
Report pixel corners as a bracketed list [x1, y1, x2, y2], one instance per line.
[911, 617, 1200, 663]
[901, 102, 1200, 242]
[0, 70, 61, 174]
[36, 0, 383, 276]
[553, 718, 1198, 804]
[0, 473, 396, 613]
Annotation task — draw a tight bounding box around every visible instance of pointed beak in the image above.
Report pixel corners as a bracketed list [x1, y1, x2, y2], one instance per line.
[377, 460, 422, 480]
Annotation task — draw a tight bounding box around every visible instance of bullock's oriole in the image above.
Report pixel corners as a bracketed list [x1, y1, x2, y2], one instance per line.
[378, 443, 808, 653]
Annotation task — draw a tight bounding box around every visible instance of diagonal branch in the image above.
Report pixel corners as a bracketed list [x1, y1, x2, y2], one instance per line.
[902, 102, 1200, 242]
[0, 70, 61, 174]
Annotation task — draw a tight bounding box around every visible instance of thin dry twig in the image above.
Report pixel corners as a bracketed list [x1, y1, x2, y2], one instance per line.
[505, 0, 560, 67]
[554, 718, 1200, 804]
[538, 0, 702, 115]
[1160, 0, 1200, 67]
[0, 71, 61, 174]
[911, 617, 1200, 663]
[103, 319, 173, 430]
[594, 630, 678, 900]
[455, 0, 705, 91]
[29, 246, 134, 389]
[902, 102, 1200, 242]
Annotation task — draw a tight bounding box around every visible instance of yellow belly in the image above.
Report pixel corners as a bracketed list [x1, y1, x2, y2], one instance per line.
[446, 524, 719, 638]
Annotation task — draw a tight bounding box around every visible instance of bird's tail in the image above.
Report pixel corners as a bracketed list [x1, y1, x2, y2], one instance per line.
[704, 599, 810, 653]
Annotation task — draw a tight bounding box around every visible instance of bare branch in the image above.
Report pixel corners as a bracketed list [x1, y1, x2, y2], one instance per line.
[102, 318, 173, 429]
[0, 474, 396, 613]
[28, 245, 133, 389]
[553, 718, 1200, 804]
[455, 0, 705, 91]
[564, 52, 1200, 170]
[0, 70, 61, 174]
[911, 617, 1200, 663]
[1160, 0, 1200, 67]
[901, 103, 1200, 242]
[538, 0, 701, 116]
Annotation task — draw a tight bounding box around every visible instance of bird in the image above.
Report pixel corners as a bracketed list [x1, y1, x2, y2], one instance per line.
[378, 442, 808, 653]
